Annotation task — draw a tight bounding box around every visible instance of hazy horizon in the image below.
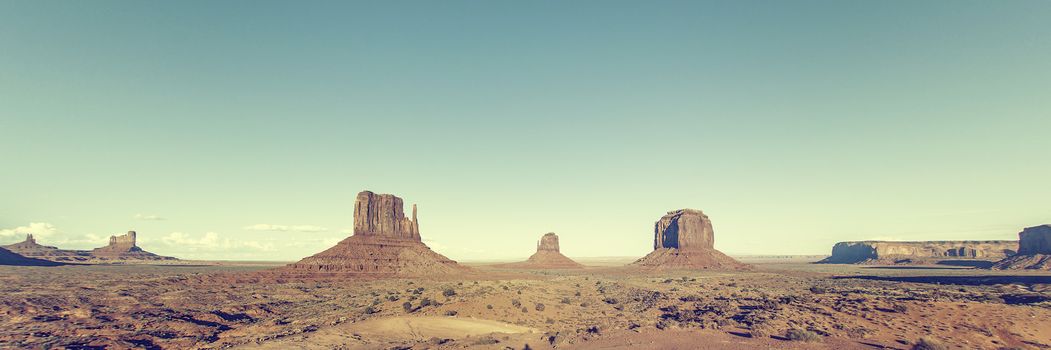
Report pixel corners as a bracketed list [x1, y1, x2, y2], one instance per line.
[3, 0, 1049, 261]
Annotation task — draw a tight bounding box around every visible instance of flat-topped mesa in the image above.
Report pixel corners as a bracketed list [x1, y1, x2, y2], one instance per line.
[654, 209, 714, 250]
[819, 240, 1017, 264]
[353, 191, 420, 241]
[993, 225, 1051, 270]
[633, 209, 750, 270]
[537, 232, 560, 252]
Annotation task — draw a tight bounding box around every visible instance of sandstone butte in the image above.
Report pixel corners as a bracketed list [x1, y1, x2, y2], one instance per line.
[993, 224, 1051, 270]
[819, 240, 1017, 265]
[631, 209, 750, 270]
[497, 232, 584, 269]
[3, 232, 175, 263]
[279, 190, 468, 277]
[89, 231, 177, 261]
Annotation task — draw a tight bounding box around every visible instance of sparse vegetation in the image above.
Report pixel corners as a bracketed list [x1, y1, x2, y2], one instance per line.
[785, 329, 822, 342]
[534, 303, 545, 311]
[442, 288, 457, 297]
[911, 337, 948, 350]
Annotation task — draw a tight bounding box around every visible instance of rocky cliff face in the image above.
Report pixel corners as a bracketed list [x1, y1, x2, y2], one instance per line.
[993, 225, 1051, 270]
[1017, 225, 1051, 255]
[537, 232, 560, 252]
[654, 209, 714, 250]
[91, 231, 176, 261]
[280, 191, 467, 277]
[819, 240, 1017, 264]
[633, 209, 749, 270]
[353, 191, 420, 241]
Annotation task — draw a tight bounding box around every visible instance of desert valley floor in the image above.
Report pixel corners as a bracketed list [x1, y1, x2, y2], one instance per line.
[1, 257, 1050, 350]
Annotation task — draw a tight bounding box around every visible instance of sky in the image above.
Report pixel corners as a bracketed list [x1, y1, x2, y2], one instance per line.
[1, 0, 1049, 261]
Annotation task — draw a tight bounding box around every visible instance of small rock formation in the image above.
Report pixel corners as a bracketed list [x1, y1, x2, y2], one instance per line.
[496, 232, 584, 269]
[819, 240, 1017, 265]
[90, 231, 177, 261]
[993, 225, 1051, 270]
[631, 209, 749, 270]
[3, 234, 91, 262]
[0, 246, 63, 266]
[280, 191, 468, 277]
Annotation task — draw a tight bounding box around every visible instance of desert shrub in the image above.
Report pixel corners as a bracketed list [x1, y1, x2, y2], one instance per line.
[785, 329, 822, 342]
[517, 290, 522, 295]
[663, 279, 674, 284]
[386, 295, 400, 302]
[602, 297, 618, 305]
[579, 302, 589, 307]
[363, 306, 378, 315]
[680, 295, 701, 302]
[911, 337, 948, 350]
[545, 318, 555, 324]
[809, 286, 827, 294]
[892, 303, 909, 313]
[486, 304, 493, 309]
[402, 302, 413, 312]
[586, 326, 600, 334]
[655, 319, 670, 330]
[444, 310, 458, 316]
[535, 303, 546, 311]
[521, 307, 528, 313]
[420, 298, 433, 308]
[471, 336, 500, 345]
[748, 323, 773, 338]
[511, 299, 522, 308]
[502, 285, 509, 290]
[574, 290, 581, 296]
[443, 288, 457, 297]
[560, 297, 571, 304]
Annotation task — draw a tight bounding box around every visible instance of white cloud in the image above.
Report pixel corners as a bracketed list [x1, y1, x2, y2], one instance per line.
[134, 214, 165, 221]
[242, 224, 328, 232]
[155, 231, 277, 255]
[0, 222, 60, 238]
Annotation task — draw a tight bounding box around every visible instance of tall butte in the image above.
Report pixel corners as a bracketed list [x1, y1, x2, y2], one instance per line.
[498, 232, 584, 269]
[631, 209, 750, 270]
[281, 191, 467, 277]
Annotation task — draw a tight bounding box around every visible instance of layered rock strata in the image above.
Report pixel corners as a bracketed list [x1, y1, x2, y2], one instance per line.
[90, 231, 177, 261]
[280, 191, 467, 277]
[993, 225, 1051, 270]
[3, 234, 90, 262]
[819, 240, 1017, 264]
[632, 209, 749, 270]
[0, 246, 63, 266]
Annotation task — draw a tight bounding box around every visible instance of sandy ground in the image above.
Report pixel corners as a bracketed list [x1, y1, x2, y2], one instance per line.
[1, 257, 1050, 349]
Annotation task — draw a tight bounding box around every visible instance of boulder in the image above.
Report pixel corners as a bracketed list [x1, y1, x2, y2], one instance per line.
[993, 225, 1051, 270]
[279, 191, 468, 277]
[632, 209, 749, 270]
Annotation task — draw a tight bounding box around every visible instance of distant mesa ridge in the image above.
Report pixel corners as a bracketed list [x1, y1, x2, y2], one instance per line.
[3, 231, 175, 263]
[993, 224, 1051, 270]
[632, 209, 750, 270]
[279, 190, 468, 277]
[819, 240, 1017, 264]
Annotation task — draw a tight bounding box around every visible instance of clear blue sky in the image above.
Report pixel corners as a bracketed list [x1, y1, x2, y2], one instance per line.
[1, 0, 1049, 261]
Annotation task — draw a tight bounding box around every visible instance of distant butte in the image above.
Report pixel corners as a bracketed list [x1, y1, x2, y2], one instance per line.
[0, 246, 63, 266]
[993, 224, 1051, 270]
[496, 232, 584, 269]
[631, 209, 750, 270]
[3, 234, 89, 262]
[277, 190, 468, 277]
[89, 231, 177, 262]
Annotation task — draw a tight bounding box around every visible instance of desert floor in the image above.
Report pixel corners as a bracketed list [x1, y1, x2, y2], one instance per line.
[1, 257, 1050, 350]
